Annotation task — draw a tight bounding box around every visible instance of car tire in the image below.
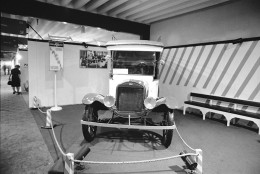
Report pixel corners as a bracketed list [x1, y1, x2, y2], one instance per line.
[82, 104, 98, 142]
[162, 111, 174, 148]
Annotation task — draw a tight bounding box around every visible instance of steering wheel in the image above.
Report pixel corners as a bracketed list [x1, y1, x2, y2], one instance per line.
[136, 62, 148, 74]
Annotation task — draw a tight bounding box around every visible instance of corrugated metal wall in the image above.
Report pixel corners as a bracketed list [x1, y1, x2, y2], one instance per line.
[159, 39, 260, 114]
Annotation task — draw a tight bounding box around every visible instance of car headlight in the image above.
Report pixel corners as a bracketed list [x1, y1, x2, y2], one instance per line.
[104, 95, 115, 107]
[144, 97, 156, 109]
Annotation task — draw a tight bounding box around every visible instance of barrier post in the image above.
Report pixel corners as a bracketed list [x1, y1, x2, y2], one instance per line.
[195, 149, 203, 174]
[33, 96, 39, 109]
[64, 153, 74, 174]
[41, 109, 52, 129]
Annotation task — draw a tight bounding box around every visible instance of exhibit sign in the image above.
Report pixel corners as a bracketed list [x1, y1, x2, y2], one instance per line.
[49, 41, 63, 71]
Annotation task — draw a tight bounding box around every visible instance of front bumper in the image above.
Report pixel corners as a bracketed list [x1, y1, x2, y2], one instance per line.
[81, 120, 176, 130]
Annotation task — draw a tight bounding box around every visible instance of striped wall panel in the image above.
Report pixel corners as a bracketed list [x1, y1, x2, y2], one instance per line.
[159, 40, 260, 111]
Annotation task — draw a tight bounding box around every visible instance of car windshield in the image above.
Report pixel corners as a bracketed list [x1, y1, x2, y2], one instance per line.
[112, 51, 156, 75]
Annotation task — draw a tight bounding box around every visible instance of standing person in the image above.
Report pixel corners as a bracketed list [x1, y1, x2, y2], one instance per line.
[9, 65, 21, 94]
[3, 64, 7, 75]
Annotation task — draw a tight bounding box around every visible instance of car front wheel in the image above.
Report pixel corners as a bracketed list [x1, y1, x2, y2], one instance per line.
[82, 104, 98, 142]
[162, 111, 174, 148]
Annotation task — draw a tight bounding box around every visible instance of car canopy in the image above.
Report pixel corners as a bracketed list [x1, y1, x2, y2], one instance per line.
[106, 40, 164, 52]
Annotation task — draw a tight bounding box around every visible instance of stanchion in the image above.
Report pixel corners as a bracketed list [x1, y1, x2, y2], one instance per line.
[195, 149, 203, 174]
[64, 153, 74, 174]
[32, 96, 39, 109]
[51, 71, 62, 111]
[41, 109, 52, 129]
[180, 150, 198, 171]
[74, 145, 91, 171]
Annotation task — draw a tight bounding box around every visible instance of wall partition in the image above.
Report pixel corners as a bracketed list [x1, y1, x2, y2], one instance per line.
[158, 39, 260, 110]
[28, 40, 109, 108]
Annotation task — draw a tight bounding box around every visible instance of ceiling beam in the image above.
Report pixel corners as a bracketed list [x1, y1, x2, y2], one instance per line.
[73, 0, 91, 9]
[97, 0, 128, 14]
[118, 0, 167, 19]
[60, 0, 73, 7]
[143, 0, 230, 24]
[1, 0, 150, 39]
[108, 0, 149, 17]
[84, 0, 109, 11]
[136, 0, 210, 22]
[126, 0, 190, 21]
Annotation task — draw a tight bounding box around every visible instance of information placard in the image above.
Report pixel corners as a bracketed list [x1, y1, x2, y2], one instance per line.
[49, 41, 63, 71]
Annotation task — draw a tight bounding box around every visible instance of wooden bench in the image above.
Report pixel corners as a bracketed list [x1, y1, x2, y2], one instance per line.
[183, 92, 260, 134]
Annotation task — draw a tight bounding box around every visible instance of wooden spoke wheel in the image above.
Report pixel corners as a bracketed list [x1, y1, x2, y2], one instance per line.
[82, 105, 98, 142]
[162, 111, 174, 148]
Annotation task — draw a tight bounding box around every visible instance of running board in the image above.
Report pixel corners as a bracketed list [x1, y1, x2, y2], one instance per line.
[81, 120, 176, 130]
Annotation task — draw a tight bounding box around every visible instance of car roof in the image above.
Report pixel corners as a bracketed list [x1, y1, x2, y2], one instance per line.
[106, 40, 164, 52]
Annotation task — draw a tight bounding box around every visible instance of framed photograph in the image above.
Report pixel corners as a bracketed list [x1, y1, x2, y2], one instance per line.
[80, 50, 108, 68]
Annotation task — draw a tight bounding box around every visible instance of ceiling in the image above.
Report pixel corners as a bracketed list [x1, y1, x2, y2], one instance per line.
[1, 0, 232, 46]
[34, 0, 231, 24]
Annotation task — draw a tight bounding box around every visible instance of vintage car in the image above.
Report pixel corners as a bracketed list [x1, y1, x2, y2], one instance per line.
[81, 40, 176, 148]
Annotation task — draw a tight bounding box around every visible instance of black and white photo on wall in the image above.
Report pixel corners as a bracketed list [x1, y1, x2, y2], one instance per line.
[79, 50, 108, 68]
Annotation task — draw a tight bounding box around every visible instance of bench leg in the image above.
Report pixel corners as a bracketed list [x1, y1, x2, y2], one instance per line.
[254, 121, 260, 135]
[201, 110, 207, 120]
[183, 105, 186, 115]
[225, 114, 233, 127]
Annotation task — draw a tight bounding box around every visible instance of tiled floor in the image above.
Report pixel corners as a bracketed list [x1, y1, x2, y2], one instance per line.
[0, 73, 53, 174]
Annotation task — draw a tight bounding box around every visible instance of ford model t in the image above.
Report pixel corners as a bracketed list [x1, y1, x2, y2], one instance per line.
[81, 40, 176, 148]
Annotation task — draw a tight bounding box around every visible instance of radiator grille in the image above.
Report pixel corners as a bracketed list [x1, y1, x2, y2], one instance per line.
[116, 82, 144, 112]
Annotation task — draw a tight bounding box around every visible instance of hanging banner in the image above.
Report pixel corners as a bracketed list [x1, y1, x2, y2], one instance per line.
[49, 41, 64, 71]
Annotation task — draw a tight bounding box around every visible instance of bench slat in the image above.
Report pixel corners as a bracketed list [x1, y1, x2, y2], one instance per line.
[190, 92, 260, 107]
[184, 101, 260, 119]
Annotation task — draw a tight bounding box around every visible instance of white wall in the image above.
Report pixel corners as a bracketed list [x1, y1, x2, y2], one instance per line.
[158, 41, 260, 109]
[150, 0, 260, 109]
[28, 41, 109, 108]
[18, 50, 28, 91]
[151, 0, 260, 46]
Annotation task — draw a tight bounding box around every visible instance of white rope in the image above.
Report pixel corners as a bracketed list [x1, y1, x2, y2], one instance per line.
[174, 121, 196, 152]
[49, 110, 67, 157]
[38, 107, 47, 114]
[34, 97, 67, 157]
[73, 152, 198, 164]
[44, 107, 198, 165]
[34, 96, 47, 114]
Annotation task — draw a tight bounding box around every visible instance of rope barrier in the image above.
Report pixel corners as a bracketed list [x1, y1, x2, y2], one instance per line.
[73, 152, 198, 164]
[48, 109, 67, 157]
[38, 107, 47, 114]
[33, 96, 47, 114]
[40, 107, 202, 174]
[45, 112, 198, 162]
[174, 121, 196, 152]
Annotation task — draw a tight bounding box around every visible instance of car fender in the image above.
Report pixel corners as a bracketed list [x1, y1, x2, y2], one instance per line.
[82, 93, 105, 105]
[152, 96, 178, 109]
